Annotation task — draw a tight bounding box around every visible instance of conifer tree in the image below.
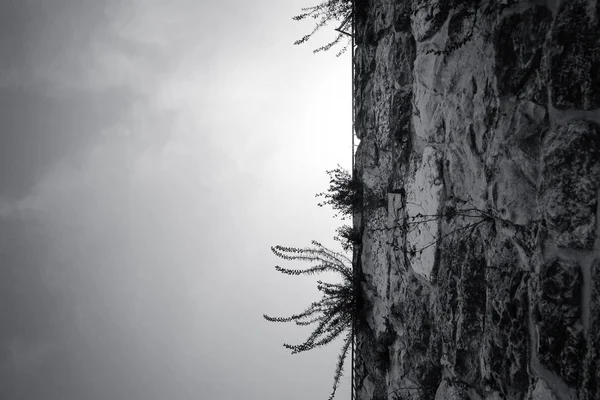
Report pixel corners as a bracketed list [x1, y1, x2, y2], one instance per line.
[264, 240, 358, 400]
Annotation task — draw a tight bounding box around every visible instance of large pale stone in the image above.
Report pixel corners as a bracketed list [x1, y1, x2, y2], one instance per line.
[531, 379, 559, 400]
[405, 146, 444, 280]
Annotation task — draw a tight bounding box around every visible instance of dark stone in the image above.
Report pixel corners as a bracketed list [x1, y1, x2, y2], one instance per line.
[433, 237, 459, 369]
[436, 233, 487, 387]
[375, 334, 391, 370]
[355, 323, 388, 400]
[549, 0, 600, 110]
[560, 327, 586, 387]
[581, 350, 600, 400]
[394, 0, 411, 33]
[391, 33, 416, 87]
[355, 83, 377, 140]
[418, 362, 442, 399]
[393, 274, 443, 394]
[482, 238, 530, 398]
[444, 5, 477, 54]
[591, 260, 600, 345]
[354, 0, 370, 25]
[539, 259, 582, 322]
[494, 6, 552, 103]
[412, 0, 451, 42]
[516, 133, 542, 160]
[581, 260, 600, 399]
[389, 90, 412, 146]
[539, 120, 600, 249]
[535, 258, 584, 386]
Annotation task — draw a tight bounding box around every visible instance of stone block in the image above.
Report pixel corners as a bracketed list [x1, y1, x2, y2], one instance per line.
[549, 0, 600, 110]
[534, 258, 584, 386]
[539, 120, 600, 249]
[494, 6, 552, 103]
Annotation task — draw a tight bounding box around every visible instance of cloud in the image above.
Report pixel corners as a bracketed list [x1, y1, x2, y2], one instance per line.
[0, 338, 56, 375]
[0, 1, 356, 399]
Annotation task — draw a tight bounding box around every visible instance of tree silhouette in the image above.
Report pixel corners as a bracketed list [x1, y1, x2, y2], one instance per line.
[292, 0, 353, 55]
[315, 165, 362, 220]
[334, 224, 361, 253]
[264, 240, 358, 400]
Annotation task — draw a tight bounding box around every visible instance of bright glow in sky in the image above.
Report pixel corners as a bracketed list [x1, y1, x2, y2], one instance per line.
[0, 1, 353, 399]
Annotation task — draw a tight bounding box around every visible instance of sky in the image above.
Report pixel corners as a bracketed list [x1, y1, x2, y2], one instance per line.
[0, 1, 353, 399]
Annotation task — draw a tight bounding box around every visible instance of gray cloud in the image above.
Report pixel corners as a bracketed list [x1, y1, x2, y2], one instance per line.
[0, 0, 354, 399]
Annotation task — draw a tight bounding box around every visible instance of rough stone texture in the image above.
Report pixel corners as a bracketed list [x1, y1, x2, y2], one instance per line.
[487, 100, 547, 226]
[411, 0, 451, 42]
[539, 120, 600, 249]
[549, 0, 600, 110]
[531, 379, 558, 400]
[494, 6, 551, 104]
[580, 259, 600, 400]
[437, 233, 487, 387]
[404, 146, 444, 280]
[353, 1, 600, 399]
[481, 235, 530, 399]
[533, 258, 584, 386]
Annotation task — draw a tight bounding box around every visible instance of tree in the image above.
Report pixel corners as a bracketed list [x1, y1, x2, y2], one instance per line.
[334, 224, 361, 253]
[263, 240, 359, 400]
[292, 0, 353, 55]
[315, 165, 362, 220]
[316, 165, 386, 220]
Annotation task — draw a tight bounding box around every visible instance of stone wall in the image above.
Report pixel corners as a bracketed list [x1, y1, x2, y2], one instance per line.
[352, 1, 600, 399]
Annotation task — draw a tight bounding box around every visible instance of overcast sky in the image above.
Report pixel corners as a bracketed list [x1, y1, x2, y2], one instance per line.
[0, 1, 353, 399]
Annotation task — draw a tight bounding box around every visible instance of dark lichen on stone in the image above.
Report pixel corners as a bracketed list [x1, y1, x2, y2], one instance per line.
[411, 0, 452, 42]
[494, 5, 552, 103]
[549, 0, 600, 110]
[482, 238, 530, 397]
[539, 120, 600, 249]
[580, 260, 600, 399]
[534, 258, 585, 386]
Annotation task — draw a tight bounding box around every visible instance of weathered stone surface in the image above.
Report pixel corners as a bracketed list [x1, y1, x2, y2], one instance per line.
[391, 274, 442, 397]
[412, 73, 445, 143]
[388, 32, 415, 148]
[488, 156, 537, 226]
[534, 258, 584, 386]
[453, 236, 486, 385]
[494, 6, 551, 103]
[531, 379, 558, 400]
[435, 233, 487, 389]
[391, 32, 416, 88]
[411, 0, 451, 42]
[405, 146, 444, 280]
[443, 145, 487, 207]
[539, 120, 600, 249]
[389, 89, 412, 146]
[481, 241, 530, 398]
[580, 259, 600, 400]
[393, 0, 411, 33]
[355, 325, 389, 400]
[354, 1, 600, 400]
[549, 0, 600, 110]
[444, 4, 477, 54]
